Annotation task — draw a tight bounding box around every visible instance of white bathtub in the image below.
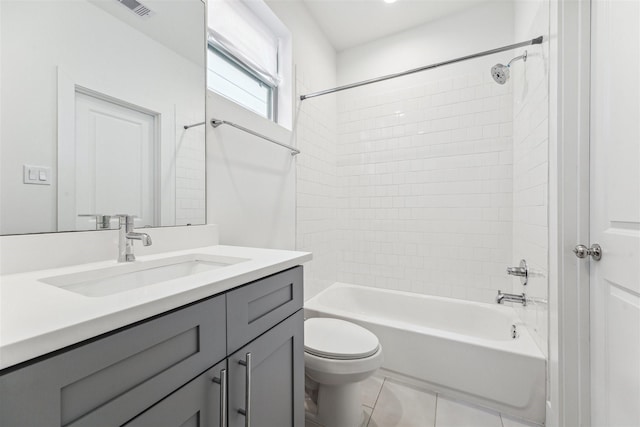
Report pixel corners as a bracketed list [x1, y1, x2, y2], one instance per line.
[304, 283, 546, 424]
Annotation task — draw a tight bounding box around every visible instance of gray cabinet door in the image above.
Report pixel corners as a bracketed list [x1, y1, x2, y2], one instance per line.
[226, 267, 303, 354]
[0, 295, 226, 427]
[124, 360, 227, 427]
[228, 310, 304, 427]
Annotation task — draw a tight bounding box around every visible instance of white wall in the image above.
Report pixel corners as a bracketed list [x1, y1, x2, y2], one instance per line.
[294, 71, 338, 299]
[335, 71, 514, 302]
[337, 2, 516, 88]
[206, 92, 296, 249]
[333, 1, 517, 303]
[267, 0, 339, 299]
[175, 115, 207, 227]
[207, 0, 338, 301]
[511, 0, 550, 357]
[0, 0, 205, 235]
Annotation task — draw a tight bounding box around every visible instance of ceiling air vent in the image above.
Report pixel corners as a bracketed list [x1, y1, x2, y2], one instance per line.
[116, 0, 155, 19]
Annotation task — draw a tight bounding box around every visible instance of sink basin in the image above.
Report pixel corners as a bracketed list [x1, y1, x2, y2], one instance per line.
[40, 254, 249, 297]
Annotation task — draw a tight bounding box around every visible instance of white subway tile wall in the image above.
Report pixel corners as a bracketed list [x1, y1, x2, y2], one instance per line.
[335, 71, 515, 303]
[296, 43, 548, 359]
[176, 112, 206, 226]
[511, 16, 550, 355]
[296, 71, 339, 299]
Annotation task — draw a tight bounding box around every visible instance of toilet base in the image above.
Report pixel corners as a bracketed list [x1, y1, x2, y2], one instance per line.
[312, 382, 364, 427]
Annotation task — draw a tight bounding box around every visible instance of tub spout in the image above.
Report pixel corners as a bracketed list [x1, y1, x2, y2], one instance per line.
[496, 290, 527, 306]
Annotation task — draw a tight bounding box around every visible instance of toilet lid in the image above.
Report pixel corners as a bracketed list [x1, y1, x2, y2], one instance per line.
[304, 318, 380, 360]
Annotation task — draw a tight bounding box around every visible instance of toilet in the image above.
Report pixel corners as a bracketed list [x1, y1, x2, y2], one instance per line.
[304, 318, 383, 427]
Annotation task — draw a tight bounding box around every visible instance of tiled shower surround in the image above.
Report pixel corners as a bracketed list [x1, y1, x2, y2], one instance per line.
[296, 71, 339, 299]
[511, 5, 550, 355]
[335, 72, 515, 303]
[176, 114, 206, 226]
[296, 49, 548, 356]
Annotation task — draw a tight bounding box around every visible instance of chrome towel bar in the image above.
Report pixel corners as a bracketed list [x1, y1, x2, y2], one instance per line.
[183, 121, 205, 129]
[210, 118, 300, 156]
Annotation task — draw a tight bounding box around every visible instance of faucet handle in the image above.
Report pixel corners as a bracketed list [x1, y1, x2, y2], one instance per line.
[78, 214, 113, 229]
[112, 214, 138, 230]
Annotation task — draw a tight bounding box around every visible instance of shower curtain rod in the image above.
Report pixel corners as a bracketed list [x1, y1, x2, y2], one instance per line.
[299, 36, 543, 101]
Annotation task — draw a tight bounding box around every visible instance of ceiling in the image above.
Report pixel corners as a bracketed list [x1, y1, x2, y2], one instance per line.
[89, 0, 205, 66]
[302, 0, 492, 51]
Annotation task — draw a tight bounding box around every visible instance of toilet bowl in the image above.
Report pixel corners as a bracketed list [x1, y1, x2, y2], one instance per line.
[304, 318, 383, 427]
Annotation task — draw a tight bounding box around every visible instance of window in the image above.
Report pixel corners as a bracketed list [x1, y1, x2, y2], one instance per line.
[207, 0, 285, 122]
[207, 45, 275, 120]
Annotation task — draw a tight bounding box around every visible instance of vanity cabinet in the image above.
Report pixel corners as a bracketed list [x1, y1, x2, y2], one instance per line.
[0, 294, 227, 427]
[228, 311, 304, 427]
[0, 266, 304, 427]
[124, 361, 227, 427]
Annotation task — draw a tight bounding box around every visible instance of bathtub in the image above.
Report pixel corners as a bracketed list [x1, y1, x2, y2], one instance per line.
[304, 283, 546, 424]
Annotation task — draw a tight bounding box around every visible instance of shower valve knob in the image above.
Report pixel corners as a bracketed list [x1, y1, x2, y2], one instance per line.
[506, 259, 528, 285]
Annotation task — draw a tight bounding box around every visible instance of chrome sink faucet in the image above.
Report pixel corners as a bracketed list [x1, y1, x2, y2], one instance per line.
[115, 214, 152, 262]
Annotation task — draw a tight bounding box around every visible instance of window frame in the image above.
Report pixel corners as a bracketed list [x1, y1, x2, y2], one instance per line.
[207, 42, 278, 121]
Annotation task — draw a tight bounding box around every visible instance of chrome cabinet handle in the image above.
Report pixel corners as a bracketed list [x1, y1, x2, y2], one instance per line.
[212, 369, 227, 427]
[574, 243, 602, 261]
[238, 353, 252, 427]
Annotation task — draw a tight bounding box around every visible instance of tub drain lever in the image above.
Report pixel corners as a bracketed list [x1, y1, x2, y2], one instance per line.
[510, 324, 520, 339]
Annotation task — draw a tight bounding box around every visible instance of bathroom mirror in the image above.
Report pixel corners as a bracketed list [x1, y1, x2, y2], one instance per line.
[0, 0, 206, 235]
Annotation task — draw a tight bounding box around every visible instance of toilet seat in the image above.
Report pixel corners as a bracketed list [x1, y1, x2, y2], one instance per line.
[304, 318, 380, 360]
[304, 318, 383, 427]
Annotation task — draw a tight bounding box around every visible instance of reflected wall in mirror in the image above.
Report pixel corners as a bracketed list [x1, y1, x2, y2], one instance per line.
[0, 0, 206, 235]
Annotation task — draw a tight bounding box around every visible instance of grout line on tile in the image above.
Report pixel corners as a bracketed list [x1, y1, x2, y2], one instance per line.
[374, 377, 387, 408]
[372, 376, 386, 407]
[366, 376, 387, 427]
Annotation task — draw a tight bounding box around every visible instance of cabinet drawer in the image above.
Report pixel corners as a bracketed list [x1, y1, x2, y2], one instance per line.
[0, 294, 226, 427]
[226, 266, 303, 354]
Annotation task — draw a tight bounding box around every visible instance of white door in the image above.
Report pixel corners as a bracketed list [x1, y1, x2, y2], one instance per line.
[59, 91, 157, 231]
[590, 0, 640, 426]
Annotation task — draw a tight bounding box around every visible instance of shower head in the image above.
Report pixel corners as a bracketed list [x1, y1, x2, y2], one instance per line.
[491, 64, 510, 85]
[491, 50, 528, 84]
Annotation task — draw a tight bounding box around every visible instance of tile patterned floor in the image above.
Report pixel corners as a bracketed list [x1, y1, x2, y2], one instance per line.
[306, 374, 542, 427]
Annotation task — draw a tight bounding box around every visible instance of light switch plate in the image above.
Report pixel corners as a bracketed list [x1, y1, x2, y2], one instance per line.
[23, 165, 52, 185]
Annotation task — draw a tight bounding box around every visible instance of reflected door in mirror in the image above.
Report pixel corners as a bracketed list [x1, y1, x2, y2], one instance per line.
[0, 0, 205, 235]
[59, 91, 157, 231]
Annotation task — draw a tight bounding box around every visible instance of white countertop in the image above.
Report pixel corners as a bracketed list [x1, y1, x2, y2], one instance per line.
[0, 245, 311, 371]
